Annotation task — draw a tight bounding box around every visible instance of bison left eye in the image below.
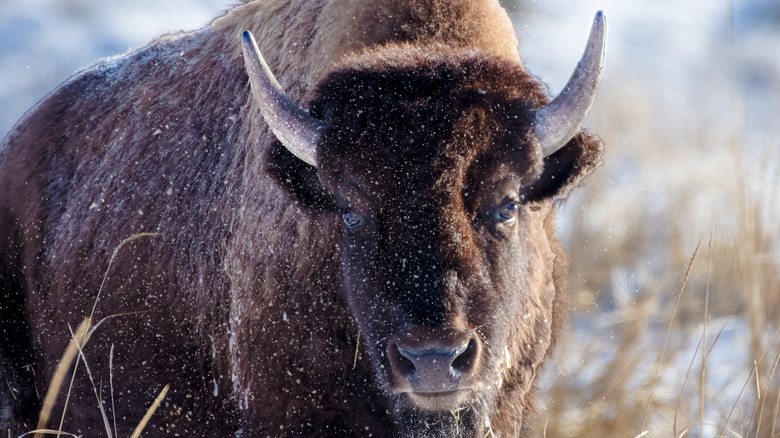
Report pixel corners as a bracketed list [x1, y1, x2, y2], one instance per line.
[495, 201, 519, 222]
[341, 209, 365, 229]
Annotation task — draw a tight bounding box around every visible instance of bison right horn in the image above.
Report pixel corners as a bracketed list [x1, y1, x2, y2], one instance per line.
[242, 30, 323, 168]
[532, 11, 606, 158]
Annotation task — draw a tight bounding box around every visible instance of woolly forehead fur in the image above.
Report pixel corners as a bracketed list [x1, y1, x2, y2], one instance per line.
[217, 0, 522, 93]
[310, 44, 551, 212]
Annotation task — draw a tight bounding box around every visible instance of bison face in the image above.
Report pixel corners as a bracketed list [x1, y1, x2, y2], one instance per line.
[329, 172, 559, 415]
[242, 13, 604, 433]
[264, 52, 602, 432]
[304, 57, 576, 426]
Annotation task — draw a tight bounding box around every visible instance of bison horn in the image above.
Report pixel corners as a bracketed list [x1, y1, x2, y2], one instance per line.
[242, 30, 323, 167]
[532, 11, 606, 158]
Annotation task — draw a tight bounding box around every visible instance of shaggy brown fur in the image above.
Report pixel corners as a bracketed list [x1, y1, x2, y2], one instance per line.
[0, 0, 602, 436]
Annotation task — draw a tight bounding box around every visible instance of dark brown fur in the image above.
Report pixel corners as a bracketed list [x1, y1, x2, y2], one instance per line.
[0, 1, 602, 436]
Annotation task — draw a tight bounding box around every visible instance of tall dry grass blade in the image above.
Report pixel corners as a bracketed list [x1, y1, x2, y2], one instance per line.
[747, 360, 762, 435]
[81, 312, 145, 352]
[37, 234, 158, 438]
[747, 329, 780, 437]
[703, 320, 730, 363]
[47, 312, 141, 438]
[90, 233, 159, 321]
[683, 315, 733, 437]
[701, 230, 713, 438]
[353, 331, 360, 369]
[755, 350, 780, 438]
[772, 369, 780, 438]
[48, 312, 143, 438]
[640, 238, 702, 433]
[718, 326, 780, 438]
[129, 383, 170, 438]
[674, 334, 704, 437]
[18, 429, 80, 438]
[34, 318, 91, 438]
[110, 344, 117, 438]
[5, 378, 17, 400]
[56, 355, 81, 438]
[67, 323, 113, 438]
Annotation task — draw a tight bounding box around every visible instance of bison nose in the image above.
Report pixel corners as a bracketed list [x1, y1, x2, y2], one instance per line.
[387, 336, 478, 393]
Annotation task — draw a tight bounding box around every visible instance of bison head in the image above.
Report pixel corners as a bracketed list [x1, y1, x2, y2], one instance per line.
[242, 12, 605, 435]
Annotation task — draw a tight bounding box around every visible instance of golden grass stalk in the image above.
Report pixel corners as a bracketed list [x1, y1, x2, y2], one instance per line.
[353, 331, 360, 369]
[700, 231, 713, 438]
[641, 238, 702, 433]
[674, 335, 704, 437]
[33, 233, 159, 437]
[110, 344, 117, 438]
[67, 323, 113, 438]
[129, 383, 170, 438]
[34, 318, 91, 438]
[754, 350, 780, 438]
[91, 232, 159, 321]
[19, 430, 79, 438]
[675, 318, 730, 437]
[772, 376, 780, 437]
[718, 327, 780, 437]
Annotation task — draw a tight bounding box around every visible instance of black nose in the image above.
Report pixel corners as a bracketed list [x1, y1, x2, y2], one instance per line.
[388, 335, 478, 393]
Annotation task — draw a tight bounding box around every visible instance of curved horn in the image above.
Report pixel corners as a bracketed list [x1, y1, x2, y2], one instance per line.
[241, 30, 323, 167]
[532, 11, 606, 158]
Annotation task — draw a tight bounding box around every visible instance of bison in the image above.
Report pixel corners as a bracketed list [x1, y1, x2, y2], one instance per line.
[0, 0, 606, 436]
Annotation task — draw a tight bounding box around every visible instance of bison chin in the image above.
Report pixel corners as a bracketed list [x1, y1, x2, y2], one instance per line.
[401, 389, 473, 412]
[390, 393, 491, 438]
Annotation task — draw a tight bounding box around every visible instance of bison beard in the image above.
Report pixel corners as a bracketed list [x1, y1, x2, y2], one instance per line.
[0, 1, 605, 436]
[393, 403, 479, 437]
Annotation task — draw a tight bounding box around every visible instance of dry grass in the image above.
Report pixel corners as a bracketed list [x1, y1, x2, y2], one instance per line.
[18, 234, 167, 438]
[533, 77, 780, 437]
[34, 319, 91, 438]
[128, 384, 169, 438]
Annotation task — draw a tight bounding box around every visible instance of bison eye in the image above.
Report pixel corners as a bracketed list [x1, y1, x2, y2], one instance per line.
[341, 209, 364, 229]
[495, 200, 519, 222]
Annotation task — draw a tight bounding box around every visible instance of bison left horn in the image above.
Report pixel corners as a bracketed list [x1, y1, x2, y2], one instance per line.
[532, 11, 606, 158]
[242, 30, 323, 167]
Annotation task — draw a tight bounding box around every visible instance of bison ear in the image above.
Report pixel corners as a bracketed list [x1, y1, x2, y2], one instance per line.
[265, 141, 339, 211]
[523, 130, 604, 202]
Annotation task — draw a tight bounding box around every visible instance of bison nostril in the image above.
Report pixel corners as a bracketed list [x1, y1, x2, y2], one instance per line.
[390, 336, 478, 387]
[451, 338, 478, 374]
[388, 342, 416, 377]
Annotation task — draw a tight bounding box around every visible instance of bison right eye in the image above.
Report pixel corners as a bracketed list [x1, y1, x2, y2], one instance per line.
[341, 209, 365, 229]
[495, 200, 519, 222]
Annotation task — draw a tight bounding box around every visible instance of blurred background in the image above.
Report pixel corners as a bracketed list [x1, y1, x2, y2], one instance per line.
[1, 0, 778, 436]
